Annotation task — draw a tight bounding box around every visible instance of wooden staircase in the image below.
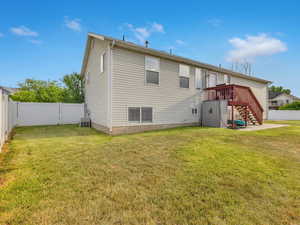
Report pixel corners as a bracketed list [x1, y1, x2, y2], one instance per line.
[205, 84, 264, 126]
[236, 106, 258, 125]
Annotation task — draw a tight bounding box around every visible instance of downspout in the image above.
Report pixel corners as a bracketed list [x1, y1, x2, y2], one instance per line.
[108, 40, 115, 133]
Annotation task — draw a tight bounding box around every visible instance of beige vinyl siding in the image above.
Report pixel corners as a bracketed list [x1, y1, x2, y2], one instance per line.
[111, 47, 204, 127]
[230, 76, 268, 119]
[85, 39, 110, 127]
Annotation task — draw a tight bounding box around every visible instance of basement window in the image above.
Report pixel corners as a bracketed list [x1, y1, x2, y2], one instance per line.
[128, 107, 153, 123]
[142, 107, 153, 123]
[128, 107, 140, 122]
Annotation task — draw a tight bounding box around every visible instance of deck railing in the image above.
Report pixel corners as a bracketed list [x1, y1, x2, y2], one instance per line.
[205, 84, 264, 124]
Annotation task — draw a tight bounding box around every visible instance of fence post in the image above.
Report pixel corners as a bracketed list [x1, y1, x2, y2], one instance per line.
[58, 103, 62, 125]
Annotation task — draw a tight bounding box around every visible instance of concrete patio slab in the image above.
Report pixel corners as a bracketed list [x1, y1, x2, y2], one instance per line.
[238, 123, 289, 131]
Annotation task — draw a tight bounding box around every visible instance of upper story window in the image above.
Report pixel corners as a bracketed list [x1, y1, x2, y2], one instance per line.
[206, 73, 217, 88]
[100, 52, 105, 73]
[179, 64, 190, 88]
[145, 56, 160, 85]
[224, 74, 230, 84]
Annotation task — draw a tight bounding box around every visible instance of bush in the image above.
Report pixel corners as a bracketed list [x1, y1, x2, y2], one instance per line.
[279, 101, 300, 110]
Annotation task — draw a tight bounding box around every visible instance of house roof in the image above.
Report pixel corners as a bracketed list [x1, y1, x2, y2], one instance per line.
[269, 91, 300, 100]
[81, 32, 272, 84]
[0, 86, 19, 94]
[269, 91, 282, 99]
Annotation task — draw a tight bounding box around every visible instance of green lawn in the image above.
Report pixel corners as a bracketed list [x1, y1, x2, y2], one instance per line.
[0, 122, 300, 225]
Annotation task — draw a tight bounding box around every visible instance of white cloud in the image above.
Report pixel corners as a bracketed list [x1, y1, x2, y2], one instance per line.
[208, 18, 222, 27]
[226, 33, 287, 62]
[176, 39, 185, 45]
[64, 17, 81, 32]
[152, 22, 164, 33]
[29, 39, 43, 45]
[10, 26, 38, 36]
[125, 22, 165, 44]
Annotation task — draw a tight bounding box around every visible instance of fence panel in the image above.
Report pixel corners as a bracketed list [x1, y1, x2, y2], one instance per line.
[17, 103, 60, 126]
[1, 99, 84, 151]
[0, 89, 17, 151]
[269, 110, 300, 120]
[8, 101, 17, 133]
[17, 102, 84, 126]
[60, 103, 84, 124]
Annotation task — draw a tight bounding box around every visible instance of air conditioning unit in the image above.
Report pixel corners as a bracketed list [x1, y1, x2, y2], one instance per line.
[80, 117, 91, 127]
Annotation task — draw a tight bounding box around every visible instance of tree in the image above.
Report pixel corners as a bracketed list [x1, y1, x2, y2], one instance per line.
[269, 85, 291, 95]
[61, 73, 84, 103]
[279, 101, 300, 110]
[11, 79, 64, 102]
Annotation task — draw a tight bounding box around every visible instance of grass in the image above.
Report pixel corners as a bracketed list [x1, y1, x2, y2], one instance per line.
[0, 122, 299, 225]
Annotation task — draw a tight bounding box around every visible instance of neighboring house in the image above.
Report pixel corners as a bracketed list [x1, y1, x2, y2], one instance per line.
[81, 33, 271, 135]
[269, 91, 300, 110]
[0, 86, 19, 95]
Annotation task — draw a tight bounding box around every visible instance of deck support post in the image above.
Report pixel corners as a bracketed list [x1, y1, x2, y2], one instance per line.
[245, 106, 248, 127]
[231, 105, 235, 129]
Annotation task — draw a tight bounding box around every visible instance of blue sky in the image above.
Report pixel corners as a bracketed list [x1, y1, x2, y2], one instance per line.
[0, 0, 299, 95]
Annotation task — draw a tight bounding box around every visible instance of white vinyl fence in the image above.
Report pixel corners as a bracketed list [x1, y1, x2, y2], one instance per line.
[0, 89, 17, 151]
[0, 95, 84, 151]
[269, 110, 300, 120]
[17, 102, 84, 126]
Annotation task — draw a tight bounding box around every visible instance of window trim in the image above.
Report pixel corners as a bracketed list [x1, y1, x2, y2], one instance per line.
[224, 74, 230, 84]
[179, 76, 190, 89]
[206, 72, 217, 88]
[179, 64, 190, 78]
[141, 107, 153, 123]
[128, 107, 141, 123]
[127, 106, 154, 124]
[179, 64, 190, 89]
[145, 70, 160, 85]
[145, 56, 160, 86]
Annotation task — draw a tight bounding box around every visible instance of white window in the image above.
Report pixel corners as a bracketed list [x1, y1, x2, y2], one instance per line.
[179, 64, 190, 78]
[206, 73, 217, 88]
[128, 107, 140, 122]
[224, 74, 230, 84]
[145, 56, 160, 85]
[179, 64, 190, 88]
[195, 68, 202, 89]
[141, 107, 153, 123]
[128, 107, 153, 123]
[100, 52, 105, 73]
[217, 74, 225, 85]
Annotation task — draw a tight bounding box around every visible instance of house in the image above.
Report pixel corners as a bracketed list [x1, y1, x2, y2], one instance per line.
[81, 33, 271, 135]
[269, 91, 300, 110]
[0, 86, 19, 95]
